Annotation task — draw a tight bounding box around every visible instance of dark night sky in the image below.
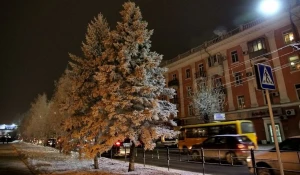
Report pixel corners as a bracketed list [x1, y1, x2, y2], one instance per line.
[0, 0, 261, 124]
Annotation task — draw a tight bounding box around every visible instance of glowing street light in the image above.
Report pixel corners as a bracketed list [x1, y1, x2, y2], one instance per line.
[258, 0, 281, 16]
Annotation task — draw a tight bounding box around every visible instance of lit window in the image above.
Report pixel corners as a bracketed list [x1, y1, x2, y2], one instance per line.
[186, 69, 191, 79]
[231, 51, 239, 63]
[172, 74, 177, 80]
[296, 84, 300, 100]
[283, 31, 294, 44]
[289, 55, 300, 71]
[234, 72, 243, 85]
[188, 105, 194, 116]
[237, 96, 245, 109]
[187, 86, 192, 97]
[248, 38, 266, 52]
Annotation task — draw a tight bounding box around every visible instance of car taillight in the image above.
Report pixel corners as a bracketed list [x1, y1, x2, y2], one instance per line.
[115, 141, 121, 146]
[237, 144, 246, 149]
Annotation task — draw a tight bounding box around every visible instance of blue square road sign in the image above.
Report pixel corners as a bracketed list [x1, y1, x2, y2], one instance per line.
[254, 63, 275, 90]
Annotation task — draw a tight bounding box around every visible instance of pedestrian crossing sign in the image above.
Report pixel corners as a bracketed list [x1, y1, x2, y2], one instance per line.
[254, 63, 276, 90]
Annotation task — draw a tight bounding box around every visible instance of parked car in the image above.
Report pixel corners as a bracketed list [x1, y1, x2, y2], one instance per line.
[156, 136, 178, 148]
[246, 135, 300, 175]
[46, 138, 57, 147]
[189, 134, 255, 164]
[102, 138, 132, 157]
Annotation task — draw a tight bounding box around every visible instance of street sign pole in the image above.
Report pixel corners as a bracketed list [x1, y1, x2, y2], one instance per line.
[265, 89, 284, 175]
[255, 63, 284, 175]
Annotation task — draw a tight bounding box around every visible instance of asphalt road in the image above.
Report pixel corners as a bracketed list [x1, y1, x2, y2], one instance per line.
[112, 148, 253, 175]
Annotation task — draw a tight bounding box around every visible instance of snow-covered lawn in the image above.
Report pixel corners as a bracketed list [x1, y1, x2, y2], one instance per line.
[12, 141, 203, 175]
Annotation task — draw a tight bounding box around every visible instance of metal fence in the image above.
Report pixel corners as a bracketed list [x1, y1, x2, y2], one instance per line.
[103, 147, 300, 175]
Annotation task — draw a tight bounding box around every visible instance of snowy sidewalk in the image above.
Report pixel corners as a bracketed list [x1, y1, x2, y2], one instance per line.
[11, 141, 209, 175]
[0, 143, 33, 175]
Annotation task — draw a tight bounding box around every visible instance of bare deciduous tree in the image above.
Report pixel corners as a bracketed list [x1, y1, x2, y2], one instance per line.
[192, 80, 226, 123]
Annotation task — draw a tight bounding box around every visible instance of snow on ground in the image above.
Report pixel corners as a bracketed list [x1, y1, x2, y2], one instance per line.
[12, 141, 205, 175]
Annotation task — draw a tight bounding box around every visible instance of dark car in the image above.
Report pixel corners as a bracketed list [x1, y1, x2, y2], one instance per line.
[102, 138, 132, 157]
[189, 134, 255, 164]
[46, 138, 57, 148]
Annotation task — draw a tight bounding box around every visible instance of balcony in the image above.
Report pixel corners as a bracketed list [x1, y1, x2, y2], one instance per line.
[194, 71, 207, 80]
[168, 78, 179, 89]
[207, 64, 224, 77]
[249, 49, 269, 60]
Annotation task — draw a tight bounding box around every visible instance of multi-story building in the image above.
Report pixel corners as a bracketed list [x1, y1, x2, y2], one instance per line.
[162, 3, 300, 144]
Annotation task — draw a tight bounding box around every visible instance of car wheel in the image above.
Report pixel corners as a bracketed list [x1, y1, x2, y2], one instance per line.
[225, 152, 237, 164]
[191, 151, 200, 161]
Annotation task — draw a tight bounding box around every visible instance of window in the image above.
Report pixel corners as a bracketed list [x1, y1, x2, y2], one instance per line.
[172, 74, 177, 80]
[186, 69, 191, 78]
[237, 95, 245, 109]
[248, 38, 266, 52]
[289, 55, 300, 71]
[187, 86, 192, 97]
[215, 137, 227, 144]
[295, 84, 300, 100]
[173, 90, 178, 103]
[220, 125, 237, 134]
[199, 63, 204, 72]
[231, 51, 239, 63]
[214, 77, 222, 87]
[208, 54, 221, 67]
[203, 137, 216, 145]
[185, 127, 208, 138]
[278, 138, 300, 151]
[234, 72, 243, 85]
[283, 31, 294, 44]
[241, 122, 255, 133]
[208, 126, 221, 135]
[188, 104, 194, 116]
[179, 129, 185, 140]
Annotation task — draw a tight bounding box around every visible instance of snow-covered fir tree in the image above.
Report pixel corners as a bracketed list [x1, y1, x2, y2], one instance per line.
[62, 13, 110, 167]
[192, 80, 226, 123]
[67, 13, 109, 117]
[93, 2, 177, 171]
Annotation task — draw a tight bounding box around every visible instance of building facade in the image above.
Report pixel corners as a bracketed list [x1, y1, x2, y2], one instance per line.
[163, 4, 300, 144]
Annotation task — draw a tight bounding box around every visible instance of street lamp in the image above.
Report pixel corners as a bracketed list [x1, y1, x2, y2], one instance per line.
[258, 0, 281, 16]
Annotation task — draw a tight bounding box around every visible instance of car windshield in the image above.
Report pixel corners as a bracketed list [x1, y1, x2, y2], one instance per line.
[237, 136, 252, 143]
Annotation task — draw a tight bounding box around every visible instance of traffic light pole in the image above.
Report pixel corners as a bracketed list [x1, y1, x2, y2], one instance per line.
[265, 89, 284, 175]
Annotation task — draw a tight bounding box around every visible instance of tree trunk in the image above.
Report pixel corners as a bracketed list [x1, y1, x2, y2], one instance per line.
[128, 141, 136, 172]
[93, 135, 100, 169]
[93, 152, 100, 169]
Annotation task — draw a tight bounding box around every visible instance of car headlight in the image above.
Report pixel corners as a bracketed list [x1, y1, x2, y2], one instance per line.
[246, 156, 251, 162]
